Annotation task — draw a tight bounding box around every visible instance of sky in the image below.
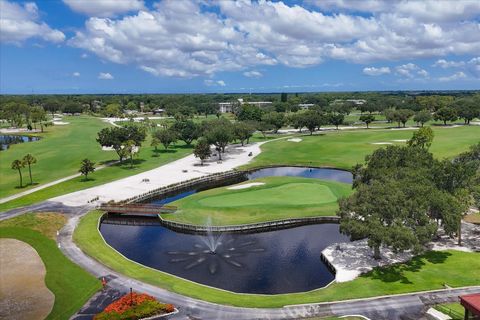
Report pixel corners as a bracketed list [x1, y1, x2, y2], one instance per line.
[0, 0, 479, 94]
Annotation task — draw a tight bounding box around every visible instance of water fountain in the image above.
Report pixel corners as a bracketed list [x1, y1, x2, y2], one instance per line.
[167, 235, 265, 275]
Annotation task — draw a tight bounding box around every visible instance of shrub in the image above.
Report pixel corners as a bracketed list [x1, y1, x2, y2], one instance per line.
[94, 292, 175, 320]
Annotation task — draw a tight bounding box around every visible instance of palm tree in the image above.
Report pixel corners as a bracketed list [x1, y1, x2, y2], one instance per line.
[11, 159, 24, 188]
[22, 154, 37, 185]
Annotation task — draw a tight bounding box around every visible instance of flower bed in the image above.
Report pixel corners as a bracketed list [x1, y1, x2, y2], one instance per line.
[94, 292, 175, 320]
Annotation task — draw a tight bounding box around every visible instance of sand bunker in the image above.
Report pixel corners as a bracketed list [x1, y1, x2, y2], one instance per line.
[53, 121, 69, 125]
[371, 142, 393, 145]
[392, 139, 407, 142]
[0, 239, 54, 320]
[227, 182, 265, 190]
[287, 138, 302, 143]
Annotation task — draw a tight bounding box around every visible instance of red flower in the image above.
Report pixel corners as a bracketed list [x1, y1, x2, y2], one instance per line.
[103, 292, 156, 314]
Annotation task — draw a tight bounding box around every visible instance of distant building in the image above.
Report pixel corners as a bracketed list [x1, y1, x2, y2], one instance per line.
[298, 103, 315, 110]
[333, 99, 367, 105]
[152, 108, 165, 115]
[218, 98, 273, 113]
[218, 102, 235, 113]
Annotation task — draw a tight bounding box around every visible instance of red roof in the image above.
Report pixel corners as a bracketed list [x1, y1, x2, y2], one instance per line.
[460, 293, 480, 316]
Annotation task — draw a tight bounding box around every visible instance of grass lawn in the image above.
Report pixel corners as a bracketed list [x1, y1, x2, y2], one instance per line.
[243, 125, 480, 170]
[0, 133, 193, 212]
[434, 302, 465, 319]
[163, 177, 352, 225]
[75, 210, 480, 308]
[0, 116, 115, 198]
[0, 213, 101, 320]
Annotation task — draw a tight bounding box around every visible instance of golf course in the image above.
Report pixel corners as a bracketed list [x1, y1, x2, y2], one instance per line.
[164, 176, 352, 225]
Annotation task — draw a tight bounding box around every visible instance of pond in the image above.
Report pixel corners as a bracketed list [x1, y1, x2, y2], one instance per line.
[100, 223, 349, 294]
[0, 135, 40, 150]
[100, 167, 353, 294]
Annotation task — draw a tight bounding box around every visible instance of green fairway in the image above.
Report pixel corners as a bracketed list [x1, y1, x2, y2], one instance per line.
[0, 213, 101, 320]
[163, 177, 352, 225]
[0, 116, 115, 198]
[75, 210, 480, 308]
[0, 127, 193, 212]
[244, 125, 480, 170]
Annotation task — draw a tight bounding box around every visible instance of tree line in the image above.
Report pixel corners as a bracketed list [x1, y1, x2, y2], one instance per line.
[2, 92, 479, 124]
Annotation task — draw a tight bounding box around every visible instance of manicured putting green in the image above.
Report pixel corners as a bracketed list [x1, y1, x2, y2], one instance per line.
[165, 176, 352, 225]
[198, 183, 337, 207]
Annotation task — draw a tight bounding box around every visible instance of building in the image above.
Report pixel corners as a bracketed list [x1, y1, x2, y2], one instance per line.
[460, 293, 480, 319]
[218, 102, 235, 113]
[332, 99, 367, 105]
[298, 103, 315, 110]
[218, 98, 273, 113]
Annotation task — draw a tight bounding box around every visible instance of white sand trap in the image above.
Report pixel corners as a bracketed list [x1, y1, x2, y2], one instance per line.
[287, 138, 302, 143]
[371, 142, 393, 145]
[227, 182, 265, 190]
[392, 139, 407, 142]
[53, 121, 69, 125]
[0, 239, 54, 320]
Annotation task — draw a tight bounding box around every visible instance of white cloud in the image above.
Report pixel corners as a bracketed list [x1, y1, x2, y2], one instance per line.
[69, 0, 480, 78]
[417, 69, 429, 78]
[433, 59, 465, 68]
[98, 72, 113, 80]
[395, 63, 428, 78]
[467, 57, 480, 77]
[438, 71, 467, 82]
[243, 70, 263, 78]
[0, 0, 65, 44]
[204, 79, 226, 87]
[81, 53, 88, 58]
[72, 72, 80, 77]
[395, 63, 418, 78]
[310, 0, 480, 22]
[363, 66, 390, 76]
[63, 0, 144, 17]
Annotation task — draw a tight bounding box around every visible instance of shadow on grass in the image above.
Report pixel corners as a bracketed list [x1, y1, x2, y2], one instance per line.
[364, 251, 451, 284]
[158, 149, 176, 154]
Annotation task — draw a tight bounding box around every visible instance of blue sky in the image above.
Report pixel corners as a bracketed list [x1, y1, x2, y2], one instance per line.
[1, 0, 479, 94]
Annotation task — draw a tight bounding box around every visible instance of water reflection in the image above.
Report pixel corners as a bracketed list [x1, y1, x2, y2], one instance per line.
[0, 135, 40, 150]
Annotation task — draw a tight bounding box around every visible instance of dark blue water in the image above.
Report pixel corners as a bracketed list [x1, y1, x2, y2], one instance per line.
[100, 223, 349, 294]
[0, 135, 40, 150]
[101, 167, 353, 294]
[150, 167, 352, 205]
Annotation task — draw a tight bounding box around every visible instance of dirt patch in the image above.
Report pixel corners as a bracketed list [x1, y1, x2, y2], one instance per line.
[0, 213, 66, 239]
[0, 239, 54, 320]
